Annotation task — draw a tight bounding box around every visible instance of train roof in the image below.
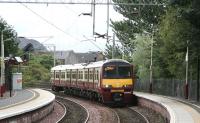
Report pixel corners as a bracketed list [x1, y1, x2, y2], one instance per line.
[51, 59, 131, 71]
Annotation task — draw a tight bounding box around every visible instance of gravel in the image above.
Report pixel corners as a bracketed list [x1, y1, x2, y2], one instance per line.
[54, 92, 119, 123]
[130, 106, 166, 123]
[56, 97, 87, 123]
[61, 96, 119, 123]
[38, 101, 65, 123]
[41, 90, 167, 123]
[114, 107, 147, 123]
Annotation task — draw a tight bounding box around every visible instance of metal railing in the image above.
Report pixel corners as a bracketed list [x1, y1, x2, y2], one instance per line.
[135, 79, 200, 101]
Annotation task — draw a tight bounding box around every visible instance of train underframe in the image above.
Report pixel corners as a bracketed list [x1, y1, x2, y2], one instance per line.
[52, 84, 134, 105]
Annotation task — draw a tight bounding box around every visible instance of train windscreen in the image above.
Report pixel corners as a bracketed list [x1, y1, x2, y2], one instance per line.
[103, 66, 132, 79]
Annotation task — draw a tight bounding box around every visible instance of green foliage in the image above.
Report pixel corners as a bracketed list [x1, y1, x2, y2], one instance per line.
[156, 4, 200, 79]
[22, 53, 53, 84]
[132, 35, 151, 79]
[109, 0, 200, 80]
[104, 42, 123, 59]
[34, 54, 54, 70]
[0, 17, 19, 56]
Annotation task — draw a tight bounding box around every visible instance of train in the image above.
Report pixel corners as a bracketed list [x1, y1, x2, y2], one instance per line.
[51, 59, 135, 104]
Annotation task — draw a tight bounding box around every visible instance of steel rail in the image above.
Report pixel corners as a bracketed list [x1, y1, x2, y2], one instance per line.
[55, 100, 67, 123]
[56, 95, 90, 123]
[129, 107, 150, 123]
[109, 107, 120, 123]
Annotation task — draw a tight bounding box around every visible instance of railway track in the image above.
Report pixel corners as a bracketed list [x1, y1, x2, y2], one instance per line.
[55, 96, 88, 123]
[41, 89, 166, 123]
[55, 92, 119, 123]
[52, 91, 166, 123]
[113, 107, 148, 123]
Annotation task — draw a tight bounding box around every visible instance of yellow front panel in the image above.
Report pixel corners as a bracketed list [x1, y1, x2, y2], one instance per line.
[102, 79, 133, 88]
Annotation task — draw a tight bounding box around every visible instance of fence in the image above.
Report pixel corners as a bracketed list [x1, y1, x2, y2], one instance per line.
[135, 79, 200, 101]
[23, 81, 51, 89]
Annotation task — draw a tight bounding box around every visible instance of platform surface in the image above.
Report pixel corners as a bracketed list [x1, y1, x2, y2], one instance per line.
[0, 88, 55, 120]
[135, 92, 200, 123]
[0, 89, 35, 109]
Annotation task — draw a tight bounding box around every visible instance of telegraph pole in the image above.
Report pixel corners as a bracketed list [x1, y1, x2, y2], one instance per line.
[106, 0, 109, 43]
[185, 41, 189, 99]
[149, 34, 153, 93]
[53, 45, 56, 66]
[1, 31, 4, 97]
[197, 56, 199, 101]
[112, 33, 115, 59]
[92, 0, 96, 35]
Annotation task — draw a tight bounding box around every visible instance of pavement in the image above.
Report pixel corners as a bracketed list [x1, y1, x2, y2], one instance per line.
[0, 89, 36, 109]
[135, 92, 200, 123]
[0, 88, 55, 120]
[0, 91, 14, 99]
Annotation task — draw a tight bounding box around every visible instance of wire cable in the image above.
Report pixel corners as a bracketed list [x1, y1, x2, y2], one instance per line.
[16, 0, 80, 41]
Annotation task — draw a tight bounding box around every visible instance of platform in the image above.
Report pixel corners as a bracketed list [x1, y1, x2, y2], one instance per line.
[0, 88, 55, 121]
[135, 92, 200, 123]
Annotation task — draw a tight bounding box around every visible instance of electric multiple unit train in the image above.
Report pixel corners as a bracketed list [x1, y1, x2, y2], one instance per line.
[51, 59, 135, 104]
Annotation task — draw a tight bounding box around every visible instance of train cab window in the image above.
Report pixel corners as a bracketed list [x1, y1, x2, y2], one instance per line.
[118, 66, 131, 78]
[103, 66, 117, 78]
[103, 66, 131, 78]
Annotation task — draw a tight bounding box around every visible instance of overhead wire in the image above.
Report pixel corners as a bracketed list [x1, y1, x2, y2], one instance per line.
[15, 0, 80, 41]
[13, 0, 113, 52]
[59, 0, 82, 32]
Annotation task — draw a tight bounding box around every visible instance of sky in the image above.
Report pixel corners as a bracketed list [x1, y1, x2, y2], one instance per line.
[0, 1, 124, 53]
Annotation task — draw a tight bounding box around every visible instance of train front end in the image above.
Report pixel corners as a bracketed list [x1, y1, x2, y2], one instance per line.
[100, 60, 134, 105]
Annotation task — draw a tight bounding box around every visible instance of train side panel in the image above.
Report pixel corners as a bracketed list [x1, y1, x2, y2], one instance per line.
[51, 59, 135, 105]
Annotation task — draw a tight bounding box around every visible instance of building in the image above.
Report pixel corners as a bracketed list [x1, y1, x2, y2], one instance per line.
[55, 50, 105, 65]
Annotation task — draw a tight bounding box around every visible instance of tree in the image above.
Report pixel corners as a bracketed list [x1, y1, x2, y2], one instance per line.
[104, 42, 123, 59]
[111, 0, 167, 51]
[132, 35, 151, 79]
[155, 0, 200, 79]
[22, 53, 53, 85]
[0, 17, 19, 56]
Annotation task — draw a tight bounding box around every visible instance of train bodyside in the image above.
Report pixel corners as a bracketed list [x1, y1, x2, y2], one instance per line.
[51, 62, 103, 100]
[51, 59, 135, 104]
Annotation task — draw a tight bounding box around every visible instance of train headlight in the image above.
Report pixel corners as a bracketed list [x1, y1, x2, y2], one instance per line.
[104, 84, 112, 88]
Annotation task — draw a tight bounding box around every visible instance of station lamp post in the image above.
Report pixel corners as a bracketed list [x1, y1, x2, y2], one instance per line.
[149, 34, 153, 93]
[143, 30, 154, 93]
[1, 29, 16, 97]
[1, 30, 9, 97]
